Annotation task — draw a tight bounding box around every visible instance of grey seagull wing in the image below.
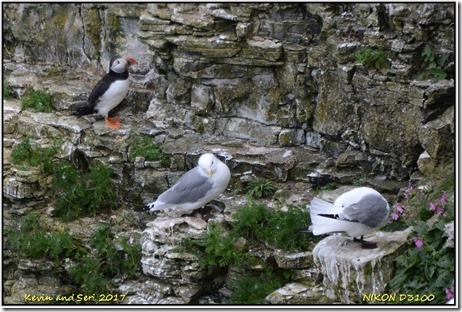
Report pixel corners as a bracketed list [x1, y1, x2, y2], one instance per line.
[157, 167, 213, 205]
[340, 194, 388, 228]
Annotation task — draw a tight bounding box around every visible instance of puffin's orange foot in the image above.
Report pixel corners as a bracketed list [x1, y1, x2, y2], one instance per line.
[105, 117, 121, 129]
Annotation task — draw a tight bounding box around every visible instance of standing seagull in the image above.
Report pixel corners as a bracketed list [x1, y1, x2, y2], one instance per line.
[137, 153, 231, 216]
[309, 187, 390, 249]
[77, 55, 137, 129]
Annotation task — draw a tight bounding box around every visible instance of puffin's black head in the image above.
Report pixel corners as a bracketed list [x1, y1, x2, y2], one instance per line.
[109, 55, 137, 74]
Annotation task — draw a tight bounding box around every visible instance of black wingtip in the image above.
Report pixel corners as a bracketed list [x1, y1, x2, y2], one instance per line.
[134, 205, 150, 212]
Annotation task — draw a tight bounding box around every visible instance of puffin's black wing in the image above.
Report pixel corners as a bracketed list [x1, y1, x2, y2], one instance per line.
[76, 73, 115, 116]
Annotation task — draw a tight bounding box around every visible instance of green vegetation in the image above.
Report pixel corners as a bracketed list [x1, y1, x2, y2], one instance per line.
[183, 222, 248, 268]
[10, 137, 60, 173]
[355, 47, 390, 70]
[245, 179, 277, 199]
[5, 214, 82, 261]
[182, 203, 317, 303]
[69, 225, 141, 295]
[127, 134, 168, 166]
[3, 81, 11, 99]
[318, 183, 337, 191]
[52, 162, 117, 221]
[232, 203, 314, 251]
[21, 87, 53, 112]
[416, 44, 448, 81]
[5, 216, 141, 298]
[387, 189, 454, 303]
[385, 161, 454, 304]
[228, 267, 291, 304]
[10, 137, 116, 222]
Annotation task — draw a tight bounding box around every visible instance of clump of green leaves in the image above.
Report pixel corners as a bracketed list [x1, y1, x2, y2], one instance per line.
[355, 47, 390, 70]
[183, 203, 314, 268]
[228, 267, 291, 304]
[181, 203, 315, 303]
[386, 181, 454, 303]
[3, 81, 11, 99]
[233, 203, 314, 251]
[52, 162, 117, 221]
[416, 44, 448, 81]
[246, 179, 277, 199]
[69, 225, 141, 295]
[21, 87, 53, 112]
[5, 214, 82, 261]
[6, 216, 141, 297]
[184, 222, 248, 268]
[127, 134, 168, 166]
[10, 137, 60, 173]
[319, 183, 337, 191]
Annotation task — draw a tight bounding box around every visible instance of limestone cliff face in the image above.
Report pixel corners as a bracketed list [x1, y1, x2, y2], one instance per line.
[4, 3, 454, 179]
[2, 3, 454, 305]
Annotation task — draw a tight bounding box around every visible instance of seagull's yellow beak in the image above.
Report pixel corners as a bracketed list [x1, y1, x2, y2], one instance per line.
[208, 169, 213, 177]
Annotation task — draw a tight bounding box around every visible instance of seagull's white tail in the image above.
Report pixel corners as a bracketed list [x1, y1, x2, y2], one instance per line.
[309, 197, 343, 215]
[310, 197, 357, 236]
[310, 214, 359, 235]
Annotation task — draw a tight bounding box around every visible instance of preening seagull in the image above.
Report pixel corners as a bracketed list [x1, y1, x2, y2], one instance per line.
[137, 153, 231, 216]
[309, 187, 390, 249]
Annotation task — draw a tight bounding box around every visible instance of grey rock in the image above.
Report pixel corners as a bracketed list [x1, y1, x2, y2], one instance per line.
[274, 250, 314, 269]
[265, 283, 332, 304]
[419, 106, 454, 160]
[313, 229, 411, 303]
[417, 151, 436, 175]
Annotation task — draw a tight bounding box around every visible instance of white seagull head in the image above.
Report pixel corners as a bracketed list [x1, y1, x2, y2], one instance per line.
[198, 153, 220, 177]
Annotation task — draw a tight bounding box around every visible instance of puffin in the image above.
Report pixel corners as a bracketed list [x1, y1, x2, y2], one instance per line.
[77, 55, 137, 129]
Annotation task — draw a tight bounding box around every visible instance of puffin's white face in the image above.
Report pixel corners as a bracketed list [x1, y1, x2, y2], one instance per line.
[110, 56, 137, 73]
[198, 153, 219, 177]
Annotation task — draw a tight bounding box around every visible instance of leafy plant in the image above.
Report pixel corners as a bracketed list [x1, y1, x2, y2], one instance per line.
[6, 215, 141, 299]
[21, 87, 53, 112]
[386, 184, 454, 304]
[232, 203, 314, 251]
[319, 183, 337, 191]
[227, 267, 291, 304]
[416, 44, 448, 81]
[182, 201, 315, 284]
[10, 137, 60, 173]
[52, 162, 117, 221]
[3, 81, 11, 99]
[127, 134, 168, 166]
[5, 214, 83, 261]
[68, 225, 141, 295]
[355, 47, 390, 70]
[184, 222, 248, 268]
[245, 179, 277, 199]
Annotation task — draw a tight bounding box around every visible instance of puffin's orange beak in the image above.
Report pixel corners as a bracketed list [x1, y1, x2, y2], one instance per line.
[126, 56, 137, 66]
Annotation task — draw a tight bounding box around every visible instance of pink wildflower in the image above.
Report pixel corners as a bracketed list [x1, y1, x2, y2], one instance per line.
[436, 206, 444, 214]
[440, 191, 447, 204]
[403, 185, 414, 199]
[429, 202, 437, 211]
[413, 237, 424, 248]
[390, 213, 399, 221]
[395, 203, 404, 214]
[445, 288, 454, 300]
